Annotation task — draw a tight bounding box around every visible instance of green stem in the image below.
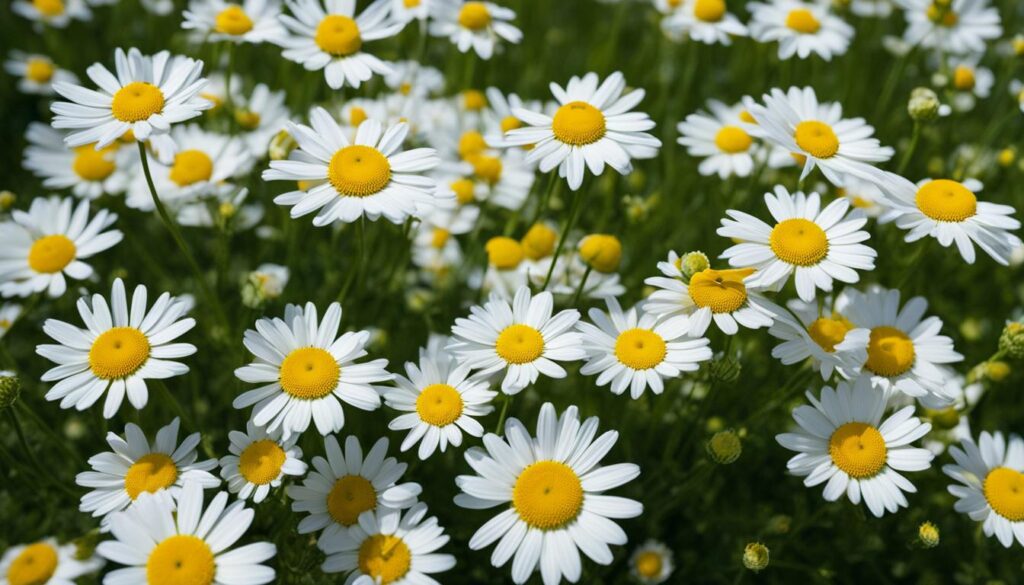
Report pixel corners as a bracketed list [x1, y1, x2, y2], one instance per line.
[571, 265, 593, 307]
[541, 186, 583, 290]
[5, 409, 76, 497]
[224, 41, 236, 126]
[156, 379, 195, 430]
[896, 121, 921, 175]
[494, 394, 513, 434]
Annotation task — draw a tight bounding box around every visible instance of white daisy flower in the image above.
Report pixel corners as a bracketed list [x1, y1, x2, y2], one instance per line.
[278, 0, 402, 90]
[429, 0, 523, 59]
[501, 71, 661, 191]
[264, 109, 445, 225]
[449, 149, 535, 211]
[233, 83, 291, 156]
[477, 237, 532, 300]
[629, 540, 674, 585]
[834, 287, 963, 407]
[0, 538, 101, 585]
[577, 298, 712, 399]
[748, 0, 853, 60]
[22, 123, 134, 200]
[944, 431, 1024, 548]
[75, 418, 219, 522]
[449, 286, 584, 394]
[11, 0, 91, 27]
[879, 174, 1022, 266]
[455, 403, 643, 585]
[896, 0, 1002, 55]
[483, 86, 551, 150]
[385, 341, 497, 459]
[287, 435, 422, 547]
[837, 174, 894, 220]
[3, 51, 78, 95]
[383, 61, 445, 98]
[677, 99, 762, 179]
[661, 0, 748, 45]
[182, 0, 287, 44]
[219, 422, 308, 503]
[97, 481, 277, 585]
[36, 278, 197, 418]
[777, 378, 934, 517]
[0, 196, 122, 298]
[50, 47, 212, 148]
[764, 293, 869, 380]
[717, 186, 877, 302]
[320, 502, 456, 581]
[233, 301, 393, 439]
[0, 303, 21, 340]
[411, 204, 478, 271]
[946, 57, 995, 102]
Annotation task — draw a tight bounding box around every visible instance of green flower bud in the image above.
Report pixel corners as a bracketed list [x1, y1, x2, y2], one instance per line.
[908, 87, 941, 122]
[679, 251, 710, 281]
[709, 355, 741, 384]
[707, 430, 742, 464]
[0, 190, 15, 211]
[918, 522, 940, 548]
[0, 374, 21, 409]
[742, 543, 770, 572]
[999, 322, 1024, 360]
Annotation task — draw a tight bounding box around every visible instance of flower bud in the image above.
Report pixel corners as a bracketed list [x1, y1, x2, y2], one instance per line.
[521, 223, 557, 260]
[269, 130, 297, 161]
[742, 543, 769, 572]
[0, 373, 20, 409]
[707, 430, 742, 464]
[918, 522, 940, 548]
[925, 407, 960, 430]
[999, 321, 1024, 360]
[74, 529, 101, 561]
[579, 234, 622, 273]
[985, 360, 1011, 382]
[678, 251, 710, 280]
[709, 355, 741, 384]
[908, 87, 941, 122]
[486, 237, 525, 270]
[0, 190, 15, 211]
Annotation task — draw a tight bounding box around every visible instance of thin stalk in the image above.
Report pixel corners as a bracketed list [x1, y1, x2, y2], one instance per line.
[541, 185, 583, 290]
[571, 265, 594, 307]
[897, 121, 921, 175]
[494, 394, 513, 434]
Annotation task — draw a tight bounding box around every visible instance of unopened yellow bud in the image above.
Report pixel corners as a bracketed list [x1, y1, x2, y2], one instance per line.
[579, 234, 622, 273]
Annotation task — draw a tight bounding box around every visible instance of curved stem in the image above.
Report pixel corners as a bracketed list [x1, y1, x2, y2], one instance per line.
[541, 186, 582, 291]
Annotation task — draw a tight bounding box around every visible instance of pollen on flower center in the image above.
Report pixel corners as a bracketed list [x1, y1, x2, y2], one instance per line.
[32, 0, 64, 17]
[89, 327, 151, 380]
[865, 326, 915, 377]
[327, 475, 377, 526]
[416, 383, 464, 426]
[915, 179, 977, 222]
[72, 144, 118, 181]
[279, 347, 340, 399]
[769, 218, 829, 266]
[315, 15, 363, 56]
[7, 542, 58, 585]
[215, 5, 253, 35]
[634, 551, 663, 579]
[124, 453, 179, 499]
[714, 125, 752, 153]
[785, 8, 821, 34]
[806, 316, 852, 352]
[169, 149, 214, 187]
[358, 535, 412, 585]
[457, 1, 492, 30]
[238, 440, 286, 485]
[512, 461, 584, 529]
[983, 467, 1024, 522]
[552, 101, 607, 146]
[495, 324, 545, 364]
[693, 0, 726, 22]
[327, 145, 391, 197]
[472, 154, 503, 185]
[458, 130, 488, 160]
[615, 329, 667, 370]
[25, 58, 55, 83]
[501, 115, 523, 133]
[828, 422, 887, 479]
[146, 535, 215, 585]
[111, 82, 166, 123]
[28, 234, 77, 274]
[794, 120, 839, 159]
[688, 268, 751, 313]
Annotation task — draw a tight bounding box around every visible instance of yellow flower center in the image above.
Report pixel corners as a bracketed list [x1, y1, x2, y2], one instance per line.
[714, 125, 752, 154]
[793, 120, 839, 159]
[495, 324, 544, 364]
[89, 327, 151, 380]
[32, 0, 64, 16]
[214, 5, 253, 35]
[501, 115, 523, 133]
[634, 551, 663, 579]
[235, 109, 261, 129]
[769, 218, 829, 266]
[472, 154, 503, 185]
[124, 453, 179, 499]
[485, 236, 524, 270]
[458, 130, 488, 160]
[512, 461, 584, 529]
[279, 347, 340, 399]
[6, 543, 58, 585]
[146, 535, 215, 585]
[403, 0, 421, 6]
[786, 8, 821, 34]
[693, 0, 726, 22]
[430, 227, 450, 249]
[111, 82, 166, 123]
[688, 268, 752, 313]
[552, 101, 607, 146]
[984, 467, 1024, 522]
[451, 178, 475, 204]
[25, 58, 55, 83]
[579, 234, 622, 273]
[739, 109, 757, 124]
[169, 149, 214, 187]
[28, 234, 76, 274]
[806, 316, 853, 352]
[521, 223, 556, 260]
[915, 179, 977, 222]
[238, 440, 286, 485]
[327, 145, 391, 197]
[357, 535, 411, 585]
[457, 1, 491, 30]
[615, 329, 667, 370]
[348, 106, 368, 126]
[926, 2, 958, 26]
[415, 383, 464, 426]
[72, 144, 117, 181]
[462, 89, 487, 111]
[315, 15, 363, 56]
[327, 475, 377, 526]
[828, 422, 887, 479]
[952, 65, 976, 91]
[865, 326, 915, 377]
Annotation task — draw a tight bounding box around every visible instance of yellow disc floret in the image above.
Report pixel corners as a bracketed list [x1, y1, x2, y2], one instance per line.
[111, 82, 166, 123]
[146, 535, 215, 585]
[688, 268, 752, 313]
[28, 234, 76, 274]
[794, 121, 839, 159]
[73, 144, 118, 181]
[458, 130, 488, 160]
[327, 145, 391, 197]
[457, 2, 491, 30]
[715, 126, 753, 153]
[416, 383, 464, 426]
[769, 218, 829, 266]
[485, 236, 525, 269]
[315, 15, 362, 56]
[512, 461, 584, 529]
[806, 316, 853, 352]
[238, 440, 286, 485]
[634, 551, 663, 579]
[89, 327, 151, 380]
[552, 101, 606, 146]
[865, 326, 915, 377]
[451, 178, 476, 204]
[358, 535, 411, 585]
[124, 453, 179, 499]
[25, 58, 55, 83]
[521, 223, 557, 260]
[32, 0, 64, 17]
[327, 475, 377, 526]
[279, 347, 340, 399]
[7, 543, 58, 585]
[214, 5, 254, 35]
[952, 65, 976, 91]
[169, 149, 214, 187]
[615, 329, 667, 370]
[579, 234, 623, 273]
[828, 422, 887, 479]
[786, 8, 821, 34]
[984, 467, 1024, 522]
[495, 324, 544, 364]
[472, 154, 503, 185]
[915, 179, 977, 222]
[693, 0, 726, 22]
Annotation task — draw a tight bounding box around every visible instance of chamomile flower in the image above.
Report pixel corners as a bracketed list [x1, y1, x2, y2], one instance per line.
[643, 263, 774, 336]
[945, 57, 994, 105]
[896, 0, 1002, 55]
[233, 301, 393, 439]
[879, 175, 1022, 265]
[264, 109, 445, 225]
[412, 204, 478, 272]
[384, 61, 445, 98]
[836, 174, 893, 220]
[677, 99, 761, 179]
[746, 86, 894, 186]
[717, 186, 877, 302]
[501, 71, 661, 191]
[23, 123, 133, 199]
[37, 279, 196, 418]
[429, 0, 523, 59]
[4, 52, 78, 95]
[455, 403, 642, 585]
[232, 83, 291, 155]
[287, 435, 422, 547]
[629, 540, 674, 585]
[182, 0, 287, 44]
[0, 196, 122, 298]
[748, 0, 853, 60]
[452, 149, 535, 211]
[577, 299, 712, 399]
[0, 538, 101, 585]
[385, 342, 497, 459]
[449, 286, 584, 394]
[75, 418, 219, 521]
[12, 0, 91, 28]
[50, 47, 211, 148]
[944, 431, 1024, 548]
[219, 422, 308, 503]
[764, 293, 869, 379]
[661, 0, 749, 46]
[97, 481, 277, 585]
[278, 0, 402, 90]
[483, 86, 549, 149]
[0, 304, 21, 340]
